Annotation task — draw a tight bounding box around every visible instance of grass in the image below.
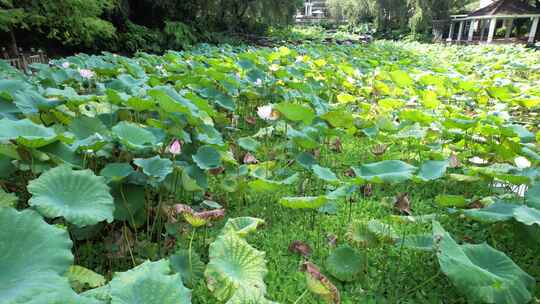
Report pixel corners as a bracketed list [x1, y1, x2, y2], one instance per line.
[72, 129, 540, 303]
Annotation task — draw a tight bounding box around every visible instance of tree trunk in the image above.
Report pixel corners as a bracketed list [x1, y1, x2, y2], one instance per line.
[8, 27, 19, 57]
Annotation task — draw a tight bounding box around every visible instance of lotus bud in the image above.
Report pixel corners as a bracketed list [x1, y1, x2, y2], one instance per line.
[168, 139, 182, 155]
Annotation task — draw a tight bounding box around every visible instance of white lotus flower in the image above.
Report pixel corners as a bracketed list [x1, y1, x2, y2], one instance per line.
[62, 62, 70, 69]
[79, 69, 95, 79]
[255, 78, 263, 86]
[257, 104, 279, 121]
[514, 156, 531, 169]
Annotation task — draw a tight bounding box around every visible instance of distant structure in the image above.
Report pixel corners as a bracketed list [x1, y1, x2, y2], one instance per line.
[295, 0, 329, 24]
[445, 0, 540, 44]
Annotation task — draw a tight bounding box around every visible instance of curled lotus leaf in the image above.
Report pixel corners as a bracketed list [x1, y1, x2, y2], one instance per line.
[433, 221, 534, 304]
[112, 121, 158, 150]
[174, 204, 225, 227]
[205, 232, 268, 302]
[0, 118, 58, 148]
[300, 261, 340, 304]
[352, 160, 417, 184]
[28, 165, 114, 227]
[346, 219, 397, 246]
[222, 217, 265, 237]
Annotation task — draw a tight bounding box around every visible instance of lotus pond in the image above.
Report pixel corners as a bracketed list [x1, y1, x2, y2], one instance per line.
[1, 41, 540, 304]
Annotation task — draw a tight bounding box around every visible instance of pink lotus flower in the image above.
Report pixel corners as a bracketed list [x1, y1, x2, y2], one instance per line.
[257, 104, 279, 121]
[243, 152, 258, 164]
[79, 69, 95, 79]
[168, 139, 182, 155]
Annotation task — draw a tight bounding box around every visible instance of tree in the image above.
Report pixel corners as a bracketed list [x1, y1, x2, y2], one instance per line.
[0, 0, 116, 55]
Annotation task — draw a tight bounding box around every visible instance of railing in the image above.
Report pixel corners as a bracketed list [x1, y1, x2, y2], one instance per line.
[1, 47, 49, 72]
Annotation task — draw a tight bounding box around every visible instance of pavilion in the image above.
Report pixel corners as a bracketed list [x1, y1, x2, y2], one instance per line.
[446, 0, 540, 44]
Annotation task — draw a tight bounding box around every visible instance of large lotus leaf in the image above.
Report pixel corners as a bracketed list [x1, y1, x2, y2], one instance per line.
[248, 174, 299, 192]
[389, 70, 414, 87]
[69, 116, 110, 140]
[66, 265, 106, 289]
[134, 156, 173, 182]
[0, 118, 58, 148]
[109, 260, 191, 304]
[225, 287, 278, 304]
[222, 217, 265, 237]
[192, 145, 222, 170]
[312, 165, 339, 183]
[28, 165, 114, 227]
[13, 90, 62, 114]
[321, 110, 354, 129]
[352, 160, 417, 184]
[325, 245, 363, 282]
[397, 234, 434, 251]
[279, 196, 329, 209]
[464, 202, 518, 223]
[296, 152, 317, 169]
[0, 208, 76, 303]
[433, 221, 534, 304]
[237, 137, 261, 152]
[205, 233, 267, 302]
[274, 102, 315, 124]
[525, 183, 540, 209]
[112, 121, 158, 150]
[170, 250, 205, 288]
[100, 163, 134, 183]
[415, 160, 449, 181]
[182, 165, 208, 192]
[513, 205, 540, 226]
[287, 128, 319, 149]
[111, 183, 146, 226]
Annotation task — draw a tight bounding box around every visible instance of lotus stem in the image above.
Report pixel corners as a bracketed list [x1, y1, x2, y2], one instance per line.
[124, 224, 136, 267]
[188, 228, 196, 287]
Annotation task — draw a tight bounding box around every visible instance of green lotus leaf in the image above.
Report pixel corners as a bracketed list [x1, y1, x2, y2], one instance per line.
[112, 121, 158, 150]
[296, 152, 317, 169]
[69, 116, 110, 140]
[111, 183, 146, 226]
[464, 201, 518, 223]
[0, 188, 18, 208]
[237, 137, 261, 152]
[416, 160, 449, 181]
[525, 183, 540, 209]
[325, 245, 363, 282]
[435, 195, 467, 208]
[13, 90, 62, 114]
[287, 128, 319, 149]
[134, 156, 173, 182]
[225, 287, 278, 304]
[321, 110, 354, 129]
[28, 165, 114, 227]
[389, 70, 414, 87]
[222, 217, 265, 237]
[312, 165, 339, 183]
[0, 208, 77, 303]
[109, 260, 191, 304]
[0, 118, 58, 148]
[205, 232, 267, 302]
[352, 160, 417, 184]
[433, 221, 534, 304]
[397, 234, 434, 251]
[192, 145, 222, 170]
[170, 250, 205, 288]
[100, 163, 134, 183]
[347, 219, 398, 246]
[513, 205, 540, 226]
[182, 165, 208, 191]
[274, 102, 315, 124]
[66, 265, 106, 289]
[279, 196, 328, 209]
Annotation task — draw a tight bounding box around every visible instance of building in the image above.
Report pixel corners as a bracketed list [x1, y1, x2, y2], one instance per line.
[295, 0, 329, 24]
[445, 0, 540, 44]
